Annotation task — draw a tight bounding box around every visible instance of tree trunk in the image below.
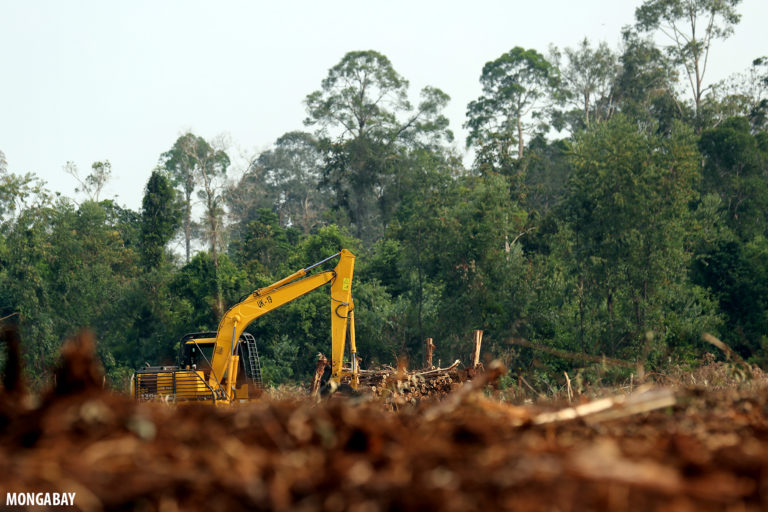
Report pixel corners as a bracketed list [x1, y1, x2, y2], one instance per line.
[578, 276, 585, 354]
[584, 93, 590, 127]
[415, 232, 424, 345]
[211, 216, 223, 319]
[205, 191, 223, 319]
[183, 189, 192, 263]
[607, 288, 615, 357]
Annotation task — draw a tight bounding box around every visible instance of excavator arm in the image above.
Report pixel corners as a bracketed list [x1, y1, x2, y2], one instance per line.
[208, 249, 356, 401]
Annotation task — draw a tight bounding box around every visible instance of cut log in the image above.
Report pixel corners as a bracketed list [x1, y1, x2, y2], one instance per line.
[310, 353, 328, 397]
[472, 330, 483, 368]
[425, 338, 435, 369]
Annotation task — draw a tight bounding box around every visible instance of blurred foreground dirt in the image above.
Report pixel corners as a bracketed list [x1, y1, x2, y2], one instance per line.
[2, 331, 768, 511]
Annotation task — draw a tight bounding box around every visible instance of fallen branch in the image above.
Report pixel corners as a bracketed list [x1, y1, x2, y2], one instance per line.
[519, 375, 538, 395]
[532, 387, 676, 425]
[413, 360, 460, 377]
[508, 337, 636, 369]
[702, 333, 753, 377]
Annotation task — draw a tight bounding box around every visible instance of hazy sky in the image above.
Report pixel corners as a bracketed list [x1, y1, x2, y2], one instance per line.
[1, 0, 766, 210]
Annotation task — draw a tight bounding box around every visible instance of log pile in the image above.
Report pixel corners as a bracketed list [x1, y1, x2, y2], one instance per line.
[357, 360, 466, 405]
[338, 331, 483, 404]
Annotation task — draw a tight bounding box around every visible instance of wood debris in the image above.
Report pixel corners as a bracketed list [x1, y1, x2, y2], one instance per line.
[358, 359, 465, 405]
[3, 333, 768, 511]
[532, 387, 677, 425]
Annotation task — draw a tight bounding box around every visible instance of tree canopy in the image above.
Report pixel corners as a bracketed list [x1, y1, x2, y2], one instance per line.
[3, 5, 767, 392]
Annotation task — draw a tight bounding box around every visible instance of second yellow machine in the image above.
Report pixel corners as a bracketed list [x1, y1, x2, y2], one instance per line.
[131, 249, 359, 404]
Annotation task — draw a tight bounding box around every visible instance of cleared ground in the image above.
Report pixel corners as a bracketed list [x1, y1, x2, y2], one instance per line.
[2, 332, 768, 511]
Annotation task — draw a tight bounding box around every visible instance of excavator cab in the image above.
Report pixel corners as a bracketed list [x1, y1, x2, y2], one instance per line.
[180, 332, 217, 372]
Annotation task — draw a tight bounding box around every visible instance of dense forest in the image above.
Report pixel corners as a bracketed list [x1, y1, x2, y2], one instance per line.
[1, 0, 767, 390]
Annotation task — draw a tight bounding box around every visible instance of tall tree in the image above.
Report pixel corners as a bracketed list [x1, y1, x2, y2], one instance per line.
[304, 50, 452, 241]
[63, 160, 113, 202]
[161, 134, 198, 263]
[0, 169, 51, 226]
[161, 133, 230, 315]
[635, 0, 742, 126]
[614, 30, 686, 132]
[251, 131, 327, 233]
[139, 170, 181, 269]
[161, 134, 221, 262]
[465, 47, 558, 171]
[708, 56, 768, 131]
[550, 39, 618, 129]
[195, 138, 230, 318]
[305, 51, 409, 141]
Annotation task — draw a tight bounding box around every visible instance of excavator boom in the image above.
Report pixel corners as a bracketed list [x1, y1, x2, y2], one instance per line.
[132, 249, 358, 404]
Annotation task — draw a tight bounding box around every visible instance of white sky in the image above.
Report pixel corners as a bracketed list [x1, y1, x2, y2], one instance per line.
[1, 0, 766, 211]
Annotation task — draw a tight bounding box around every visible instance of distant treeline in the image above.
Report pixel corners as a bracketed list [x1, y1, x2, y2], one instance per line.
[1, 0, 767, 388]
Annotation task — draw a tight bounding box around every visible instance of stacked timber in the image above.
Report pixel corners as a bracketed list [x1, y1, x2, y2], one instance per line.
[335, 330, 486, 404]
[358, 360, 466, 404]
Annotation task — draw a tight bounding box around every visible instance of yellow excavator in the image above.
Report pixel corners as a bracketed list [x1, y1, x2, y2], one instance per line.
[131, 249, 358, 404]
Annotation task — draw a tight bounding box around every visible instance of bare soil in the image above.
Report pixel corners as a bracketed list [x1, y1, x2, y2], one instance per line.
[2, 332, 768, 511]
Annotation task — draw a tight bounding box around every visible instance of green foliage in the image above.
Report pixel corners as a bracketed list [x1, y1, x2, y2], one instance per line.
[635, 0, 742, 123]
[564, 116, 717, 358]
[0, 169, 53, 225]
[699, 117, 768, 240]
[239, 132, 328, 234]
[161, 133, 230, 263]
[390, 170, 532, 363]
[171, 252, 249, 332]
[465, 46, 558, 168]
[7, 39, 768, 392]
[692, 231, 768, 360]
[523, 136, 571, 213]
[351, 278, 399, 367]
[304, 50, 453, 242]
[0, 198, 140, 387]
[260, 336, 300, 385]
[139, 170, 181, 269]
[229, 208, 299, 279]
[287, 225, 361, 269]
[550, 38, 619, 130]
[614, 29, 686, 133]
[305, 50, 410, 139]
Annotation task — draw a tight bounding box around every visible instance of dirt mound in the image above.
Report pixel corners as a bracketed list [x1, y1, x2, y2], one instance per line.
[3, 335, 768, 511]
[51, 331, 106, 397]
